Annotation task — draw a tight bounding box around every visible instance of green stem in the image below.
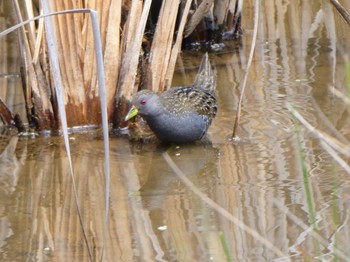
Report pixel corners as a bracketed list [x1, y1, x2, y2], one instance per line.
[219, 231, 232, 262]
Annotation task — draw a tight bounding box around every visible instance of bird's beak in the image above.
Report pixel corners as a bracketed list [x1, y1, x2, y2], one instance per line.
[125, 106, 139, 121]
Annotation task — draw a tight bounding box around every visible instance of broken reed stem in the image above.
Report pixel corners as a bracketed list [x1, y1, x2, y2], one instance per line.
[184, 0, 213, 38]
[164, 0, 192, 89]
[231, 0, 259, 140]
[148, 0, 181, 93]
[329, 0, 350, 25]
[12, 0, 54, 130]
[114, 0, 152, 127]
[0, 98, 15, 125]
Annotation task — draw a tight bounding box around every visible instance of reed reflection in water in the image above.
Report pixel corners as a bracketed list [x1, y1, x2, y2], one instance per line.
[2, 0, 350, 261]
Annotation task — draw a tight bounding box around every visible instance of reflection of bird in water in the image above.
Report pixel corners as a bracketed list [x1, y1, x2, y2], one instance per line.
[138, 141, 218, 210]
[0, 136, 20, 194]
[125, 53, 217, 143]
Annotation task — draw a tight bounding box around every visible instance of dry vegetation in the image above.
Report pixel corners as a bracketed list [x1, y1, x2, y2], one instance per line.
[0, 0, 241, 132]
[1, 1, 350, 261]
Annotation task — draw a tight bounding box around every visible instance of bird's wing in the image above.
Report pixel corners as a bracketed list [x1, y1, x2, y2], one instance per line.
[161, 87, 217, 118]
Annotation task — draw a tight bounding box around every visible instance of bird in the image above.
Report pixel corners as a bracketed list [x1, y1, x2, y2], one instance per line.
[125, 53, 217, 143]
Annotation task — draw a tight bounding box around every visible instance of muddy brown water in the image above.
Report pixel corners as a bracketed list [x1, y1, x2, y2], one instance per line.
[2, 1, 350, 261]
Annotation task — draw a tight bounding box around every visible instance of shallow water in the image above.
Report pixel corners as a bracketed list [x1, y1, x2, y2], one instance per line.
[2, 1, 350, 261]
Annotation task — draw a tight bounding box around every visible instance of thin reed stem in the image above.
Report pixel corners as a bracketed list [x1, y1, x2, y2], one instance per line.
[231, 0, 259, 140]
[41, 3, 93, 260]
[329, 0, 350, 25]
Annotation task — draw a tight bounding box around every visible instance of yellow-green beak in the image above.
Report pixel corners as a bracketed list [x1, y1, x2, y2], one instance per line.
[125, 106, 139, 121]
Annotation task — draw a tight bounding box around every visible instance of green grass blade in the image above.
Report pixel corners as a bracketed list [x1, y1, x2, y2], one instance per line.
[345, 59, 350, 99]
[292, 114, 321, 257]
[219, 231, 232, 262]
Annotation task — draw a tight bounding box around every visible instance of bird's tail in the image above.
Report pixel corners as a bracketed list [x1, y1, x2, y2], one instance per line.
[193, 52, 216, 93]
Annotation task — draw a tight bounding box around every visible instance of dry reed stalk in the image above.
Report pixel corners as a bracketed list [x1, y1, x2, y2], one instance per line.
[213, 0, 241, 38]
[0, 4, 13, 126]
[184, 0, 214, 38]
[115, 0, 151, 127]
[213, 0, 231, 26]
[8, 0, 242, 131]
[13, 0, 55, 130]
[102, 1, 121, 115]
[164, 0, 192, 89]
[230, 0, 242, 36]
[23, 0, 36, 36]
[40, 4, 96, 260]
[32, 10, 44, 64]
[18, 0, 123, 128]
[147, 0, 182, 92]
[330, 0, 350, 25]
[0, 98, 14, 125]
[231, 0, 258, 140]
[49, 1, 85, 125]
[27, 5, 113, 260]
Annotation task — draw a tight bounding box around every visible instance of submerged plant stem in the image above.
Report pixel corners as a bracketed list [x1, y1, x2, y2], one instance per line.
[294, 121, 316, 225]
[219, 231, 232, 262]
[162, 151, 288, 260]
[231, 0, 259, 140]
[293, 117, 321, 256]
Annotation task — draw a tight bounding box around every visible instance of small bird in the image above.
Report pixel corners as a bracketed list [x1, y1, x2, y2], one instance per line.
[125, 53, 217, 143]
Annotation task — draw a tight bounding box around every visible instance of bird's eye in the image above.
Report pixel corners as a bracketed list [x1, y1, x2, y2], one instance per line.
[140, 99, 146, 105]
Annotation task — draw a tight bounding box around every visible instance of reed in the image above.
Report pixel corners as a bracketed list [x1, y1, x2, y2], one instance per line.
[231, 0, 255, 140]
[293, 118, 316, 226]
[0, 1, 242, 261]
[2, 1, 348, 261]
[330, 0, 350, 25]
[1, 0, 240, 132]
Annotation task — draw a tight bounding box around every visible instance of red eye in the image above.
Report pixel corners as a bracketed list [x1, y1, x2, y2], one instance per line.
[140, 99, 146, 105]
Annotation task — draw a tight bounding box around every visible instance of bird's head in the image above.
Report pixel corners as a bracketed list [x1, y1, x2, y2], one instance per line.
[125, 90, 160, 121]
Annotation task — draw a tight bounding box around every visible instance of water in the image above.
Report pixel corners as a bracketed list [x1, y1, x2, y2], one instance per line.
[2, 1, 350, 261]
